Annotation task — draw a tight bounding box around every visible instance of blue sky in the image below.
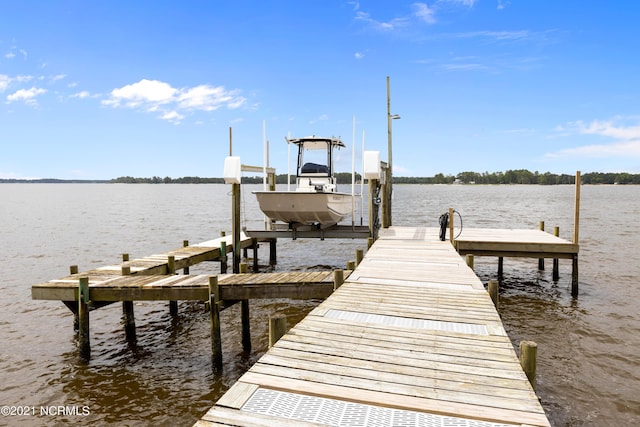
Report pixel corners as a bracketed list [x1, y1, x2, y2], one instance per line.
[1, 1, 639, 179]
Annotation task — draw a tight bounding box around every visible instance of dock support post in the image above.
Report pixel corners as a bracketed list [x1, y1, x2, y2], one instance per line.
[333, 269, 344, 290]
[120, 265, 136, 341]
[78, 277, 90, 360]
[498, 257, 504, 279]
[70, 265, 79, 331]
[346, 260, 356, 271]
[269, 238, 277, 266]
[488, 279, 499, 309]
[239, 262, 251, 352]
[466, 254, 474, 270]
[220, 241, 228, 274]
[269, 315, 287, 348]
[168, 255, 178, 315]
[208, 276, 222, 370]
[183, 240, 190, 275]
[572, 255, 579, 297]
[355, 248, 364, 266]
[538, 221, 545, 270]
[252, 238, 259, 272]
[520, 341, 538, 391]
[232, 183, 241, 274]
[553, 227, 560, 281]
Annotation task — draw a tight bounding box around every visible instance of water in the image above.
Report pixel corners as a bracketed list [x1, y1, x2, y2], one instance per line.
[0, 183, 638, 426]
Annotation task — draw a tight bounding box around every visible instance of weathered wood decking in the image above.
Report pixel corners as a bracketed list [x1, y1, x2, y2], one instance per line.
[196, 226, 551, 427]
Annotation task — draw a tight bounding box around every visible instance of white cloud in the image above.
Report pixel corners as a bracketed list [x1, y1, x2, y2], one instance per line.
[354, 51, 365, 60]
[0, 74, 9, 92]
[5, 52, 15, 59]
[440, 0, 477, 6]
[355, 11, 410, 32]
[309, 114, 329, 124]
[6, 87, 47, 105]
[102, 79, 246, 123]
[413, 3, 436, 24]
[70, 90, 92, 99]
[547, 119, 640, 159]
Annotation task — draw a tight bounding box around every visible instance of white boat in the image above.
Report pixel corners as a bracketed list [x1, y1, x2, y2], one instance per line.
[254, 136, 355, 226]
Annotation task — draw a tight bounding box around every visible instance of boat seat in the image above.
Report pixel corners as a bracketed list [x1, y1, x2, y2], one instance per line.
[301, 162, 329, 174]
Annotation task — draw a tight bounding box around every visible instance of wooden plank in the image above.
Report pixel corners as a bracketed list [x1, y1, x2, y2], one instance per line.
[216, 382, 259, 409]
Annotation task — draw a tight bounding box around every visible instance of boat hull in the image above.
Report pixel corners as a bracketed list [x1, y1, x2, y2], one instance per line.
[254, 191, 354, 225]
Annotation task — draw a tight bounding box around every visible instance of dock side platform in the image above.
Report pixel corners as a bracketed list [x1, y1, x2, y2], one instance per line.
[195, 226, 550, 427]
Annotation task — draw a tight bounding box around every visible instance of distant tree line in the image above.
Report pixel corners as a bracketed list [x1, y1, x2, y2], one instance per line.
[3, 170, 639, 185]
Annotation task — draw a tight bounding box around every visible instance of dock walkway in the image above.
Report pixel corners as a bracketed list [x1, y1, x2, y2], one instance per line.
[196, 226, 550, 427]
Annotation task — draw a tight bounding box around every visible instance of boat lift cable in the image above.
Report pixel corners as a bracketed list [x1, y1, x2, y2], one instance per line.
[438, 210, 463, 241]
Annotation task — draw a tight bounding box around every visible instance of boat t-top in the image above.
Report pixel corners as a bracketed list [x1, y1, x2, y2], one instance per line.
[254, 136, 354, 227]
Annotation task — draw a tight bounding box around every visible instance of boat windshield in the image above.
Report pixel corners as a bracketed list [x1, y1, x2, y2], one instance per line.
[298, 142, 330, 176]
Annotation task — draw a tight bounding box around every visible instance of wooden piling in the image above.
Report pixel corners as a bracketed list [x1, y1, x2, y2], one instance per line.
[346, 260, 356, 271]
[232, 183, 241, 274]
[220, 241, 228, 274]
[183, 240, 190, 275]
[70, 265, 78, 275]
[466, 254, 474, 270]
[488, 279, 499, 309]
[168, 255, 178, 315]
[553, 226, 560, 281]
[78, 276, 90, 359]
[252, 238, 259, 272]
[333, 269, 344, 291]
[268, 315, 287, 348]
[498, 257, 504, 279]
[367, 237, 374, 249]
[572, 171, 581, 297]
[269, 238, 277, 266]
[122, 253, 129, 262]
[122, 301, 136, 341]
[239, 262, 251, 352]
[355, 248, 364, 266]
[519, 341, 538, 391]
[538, 221, 545, 270]
[208, 276, 222, 370]
[70, 265, 80, 330]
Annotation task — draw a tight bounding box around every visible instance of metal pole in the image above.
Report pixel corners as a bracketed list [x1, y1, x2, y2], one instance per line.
[386, 76, 392, 227]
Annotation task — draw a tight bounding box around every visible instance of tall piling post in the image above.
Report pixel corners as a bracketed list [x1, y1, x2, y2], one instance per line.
[333, 269, 344, 291]
[183, 240, 190, 275]
[232, 183, 241, 274]
[78, 276, 90, 360]
[208, 276, 222, 370]
[572, 171, 581, 297]
[269, 238, 277, 266]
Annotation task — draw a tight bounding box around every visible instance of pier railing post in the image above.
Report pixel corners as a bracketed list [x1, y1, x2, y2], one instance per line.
[208, 276, 222, 370]
[448, 207, 454, 244]
[520, 341, 538, 391]
[78, 276, 90, 360]
[183, 240, 190, 275]
[355, 249, 364, 266]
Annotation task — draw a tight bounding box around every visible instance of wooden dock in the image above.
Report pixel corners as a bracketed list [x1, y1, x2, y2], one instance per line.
[195, 226, 551, 427]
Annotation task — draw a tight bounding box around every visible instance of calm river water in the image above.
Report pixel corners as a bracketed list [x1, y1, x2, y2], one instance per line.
[0, 183, 638, 426]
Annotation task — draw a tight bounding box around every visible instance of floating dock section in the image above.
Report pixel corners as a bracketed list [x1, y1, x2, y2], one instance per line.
[196, 226, 551, 427]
